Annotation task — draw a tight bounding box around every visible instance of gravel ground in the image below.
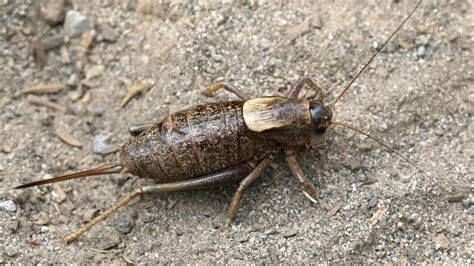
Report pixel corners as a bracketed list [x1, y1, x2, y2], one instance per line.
[1, 1, 472, 263]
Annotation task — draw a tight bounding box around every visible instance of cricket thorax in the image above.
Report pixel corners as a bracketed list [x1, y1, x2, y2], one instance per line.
[242, 97, 312, 146]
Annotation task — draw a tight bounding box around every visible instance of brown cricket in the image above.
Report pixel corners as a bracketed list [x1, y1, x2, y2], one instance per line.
[16, 2, 424, 244]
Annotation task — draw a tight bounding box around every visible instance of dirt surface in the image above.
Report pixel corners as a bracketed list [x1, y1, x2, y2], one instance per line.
[1, 1, 472, 263]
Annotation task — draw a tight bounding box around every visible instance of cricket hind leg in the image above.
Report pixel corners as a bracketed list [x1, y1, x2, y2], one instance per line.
[287, 76, 326, 101]
[64, 162, 255, 244]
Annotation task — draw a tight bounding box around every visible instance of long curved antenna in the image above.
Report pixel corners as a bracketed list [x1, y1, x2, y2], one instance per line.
[332, 120, 431, 179]
[330, 0, 422, 108]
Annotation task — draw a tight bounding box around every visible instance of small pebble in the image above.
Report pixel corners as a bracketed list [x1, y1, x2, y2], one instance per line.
[52, 186, 67, 203]
[167, 198, 178, 209]
[92, 134, 109, 154]
[34, 212, 50, 225]
[64, 10, 88, 37]
[239, 235, 249, 243]
[445, 194, 465, 202]
[68, 89, 83, 101]
[94, 106, 106, 116]
[417, 45, 427, 57]
[435, 233, 450, 250]
[424, 249, 434, 257]
[264, 228, 276, 235]
[46, 243, 54, 252]
[416, 35, 429, 46]
[368, 196, 379, 208]
[100, 232, 121, 250]
[329, 203, 341, 216]
[251, 224, 265, 232]
[376, 67, 389, 79]
[283, 228, 298, 238]
[5, 244, 18, 257]
[212, 54, 223, 62]
[268, 246, 279, 263]
[0, 200, 17, 212]
[2, 144, 12, 153]
[58, 215, 69, 224]
[66, 74, 78, 86]
[397, 221, 404, 230]
[81, 208, 99, 223]
[361, 176, 377, 186]
[115, 209, 137, 234]
[101, 23, 118, 42]
[14, 191, 29, 204]
[8, 220, 20, 231]
[376, 251, 386, 258]
[97, 145, 119, 155]
[94, 254, 108, 263]
[399, 38, 413, 49]
[231, 250, 244, 260]
[343, 157, 361, 171]
[175, 228, 184, 236]
[39, 0, 65, 25]
[409, 212, 419, 222]
[85, 65, 104, 80]
[462, 197, 472, 208]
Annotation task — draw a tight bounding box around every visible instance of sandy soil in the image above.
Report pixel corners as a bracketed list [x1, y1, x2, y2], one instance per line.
[1, 1, 472, 263]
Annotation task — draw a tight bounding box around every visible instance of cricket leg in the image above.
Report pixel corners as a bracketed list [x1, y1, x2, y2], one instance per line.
[285, 149, 328, 210]
[64, 162, 255, 244]
[226, 156, 273, 226]
[287, 76, 325, 101]
[202, 82, 250, 100]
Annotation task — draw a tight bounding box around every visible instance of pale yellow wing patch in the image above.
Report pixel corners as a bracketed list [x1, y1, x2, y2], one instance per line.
[243, 97, 310, 132]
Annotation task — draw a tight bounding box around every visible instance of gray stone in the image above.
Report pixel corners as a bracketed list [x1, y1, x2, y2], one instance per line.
[41, 226, 49, 233]
[94, 106, 105, 116]
[368, 196, 379, 208]
[115, 209, 137, 234]
[92, 134, 109, 154]
[64, 10, 88, 37]
[408, 212, 419, 222]
[5, 244, 18, 257]
[0, 200, 17, 212]
[417, 45, 427, 57]
[46, 243, 54, 252]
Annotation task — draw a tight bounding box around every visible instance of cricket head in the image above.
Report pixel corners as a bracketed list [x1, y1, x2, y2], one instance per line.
[309, 101, 333, 145]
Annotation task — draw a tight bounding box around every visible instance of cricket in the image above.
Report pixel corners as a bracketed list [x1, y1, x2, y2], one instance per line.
[16, 1, 426, 244]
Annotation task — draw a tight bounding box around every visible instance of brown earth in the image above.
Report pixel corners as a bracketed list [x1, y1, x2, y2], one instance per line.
[1, 1, 472, 263]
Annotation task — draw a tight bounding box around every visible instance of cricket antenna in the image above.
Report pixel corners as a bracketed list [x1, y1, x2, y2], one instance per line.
[329, 0, 422, 108]
[332, 120, 431, 180]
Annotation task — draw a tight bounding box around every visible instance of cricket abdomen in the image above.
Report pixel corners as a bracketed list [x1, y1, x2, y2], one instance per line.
[120, 101, 279, 182]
